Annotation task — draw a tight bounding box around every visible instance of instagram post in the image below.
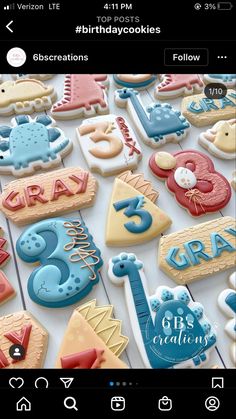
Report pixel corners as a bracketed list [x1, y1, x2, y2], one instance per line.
[0, 0, 235, 416]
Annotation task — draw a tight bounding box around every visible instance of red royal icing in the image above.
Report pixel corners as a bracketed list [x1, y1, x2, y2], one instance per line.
[149, 150, 231, 216]
[0, 237, 10, 267]
[116, 116, 141, 156]
[51, 179, 74, 201]
[2, 191, 25, 211]
[52, 74, 108, 113]
[69, 173, 89, 193]
[4, 324, 32, 362]
[0, 270, 15, 303]
[61, 348, 105, 369]
[157, 74, 203, 93]
[0, 349, 10, 368]
[25, 185, 48, 206]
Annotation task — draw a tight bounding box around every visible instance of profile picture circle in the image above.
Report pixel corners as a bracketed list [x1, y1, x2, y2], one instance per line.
[6, 47, 26, 67]
[9, 344, 25, 360]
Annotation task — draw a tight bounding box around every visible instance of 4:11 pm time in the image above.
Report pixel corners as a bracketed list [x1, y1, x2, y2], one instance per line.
[104, 3, 133, 10]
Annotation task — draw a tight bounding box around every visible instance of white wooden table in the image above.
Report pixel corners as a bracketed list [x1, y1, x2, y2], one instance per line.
[0, 74, 235, 369]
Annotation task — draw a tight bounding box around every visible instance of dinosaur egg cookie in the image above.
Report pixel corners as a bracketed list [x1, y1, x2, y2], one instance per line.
[77, 114, 142, 176]
[115, 88, 190, 148]
[218, 272, 236, 365]
[0, 311, 48, 369]
[158, 217, 236, 284]
[203, 74, 236, 88]
[198, 119, 236, 159]
[51, 74, 109, 120]
[181, 89, 236, 127]
[0, 167, 97, 225]
[113, 74, 157, 89]
[16, 218, 103, 308]
[106, 171, 172, 246]
[0, 115, 72, 177]
[155, 74, 203, 99]
[0, 79, 57, 116]
[108, 253, 217, 368]
[149, 150, 231, 216]
[55, 300, 128, 369]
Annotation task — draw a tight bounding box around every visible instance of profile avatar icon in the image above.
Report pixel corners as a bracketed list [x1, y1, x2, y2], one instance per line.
[9, 344, 25, 360]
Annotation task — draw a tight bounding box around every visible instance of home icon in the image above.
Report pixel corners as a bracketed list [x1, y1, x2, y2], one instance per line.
[16, 397, 31, 412]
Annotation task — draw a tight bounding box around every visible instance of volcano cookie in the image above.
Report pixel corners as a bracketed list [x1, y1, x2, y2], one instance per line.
[106, 171, 172, 246]
[0, 79, 57, 116]
[52, 74, 109, 119]
[108, 253, 216, 368]
[158, 217, 236, 284]
[55, 300, 128, 369]
[198, 119, 236, 159]
[0, 311, 48, 369]
[149, 150, 231, 216]
[16, 218, 103, 308]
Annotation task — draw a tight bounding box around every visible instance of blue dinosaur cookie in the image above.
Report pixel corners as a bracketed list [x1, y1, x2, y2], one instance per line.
[115, 88, 190, 148]
[108, 252, 217, 368]
[16, 218, 103, 308]
[0, 115, 72, 177]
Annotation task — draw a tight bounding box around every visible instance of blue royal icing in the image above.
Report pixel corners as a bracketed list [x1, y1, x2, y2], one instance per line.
[113, 74, 157, 89]
[16, 218, 103, 308]
[187, 92, 236, 113]
[113, 195, 152, 234]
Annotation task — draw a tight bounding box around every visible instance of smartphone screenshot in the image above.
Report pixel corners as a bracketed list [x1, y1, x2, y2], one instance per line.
[0, 0, 235, 416]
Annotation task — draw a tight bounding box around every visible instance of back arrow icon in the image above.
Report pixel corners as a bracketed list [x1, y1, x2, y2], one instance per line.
[6, 20, 13, 33]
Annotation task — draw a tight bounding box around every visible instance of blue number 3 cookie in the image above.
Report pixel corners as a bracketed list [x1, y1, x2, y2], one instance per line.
[16, 218, 103, 308]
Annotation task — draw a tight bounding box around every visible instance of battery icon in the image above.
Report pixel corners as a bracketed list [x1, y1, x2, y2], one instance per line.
[217, 2, 233, 10]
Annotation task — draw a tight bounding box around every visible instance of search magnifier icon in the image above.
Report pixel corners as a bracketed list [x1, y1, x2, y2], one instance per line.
[64, 397, 78, 411]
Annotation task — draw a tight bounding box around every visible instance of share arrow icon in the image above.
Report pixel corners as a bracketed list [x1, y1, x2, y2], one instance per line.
[59, 377, 74, 388]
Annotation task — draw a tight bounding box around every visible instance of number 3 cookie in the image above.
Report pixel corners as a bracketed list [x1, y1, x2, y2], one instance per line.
[108, 252, 217, 368]
[106, 171, 172, 246]
[149, 150, 231, 216]
[77, 114, 142, 176]
[16, 218, 103, 308]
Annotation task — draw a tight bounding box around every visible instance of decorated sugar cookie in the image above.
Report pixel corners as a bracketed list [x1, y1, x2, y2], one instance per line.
[181, 89, 236, 127]
[52, 74, 109, 120]
[113, 74, 157, 89]
[77, 114, 142, 176]
[16, 218, 103, 308]
[204, 74, 236, 88]
[108, 253, 216, 368]
[55, 300, 128, 369]
[0, 311, 48, 369]
[12, 74, 54, 81]
[0, 227, 10, 268]
[106, 171, 172, 246]
[155, 74, 203, 99]
[231, 171, 236, 191]
[218, 272, 236, 364]
[0, 271, 15, 306]
[0, 115, 72, 177]
[149, 150, 231, 216]
[158, 216, 236, 284]
[0, 167, 97, 225]
[115, 88, 190, 148]
[0, 79, 57, 116]
[198, 119, 236, 159]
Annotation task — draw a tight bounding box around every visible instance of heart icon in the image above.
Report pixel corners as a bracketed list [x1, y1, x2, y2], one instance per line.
[9, 377, 24, 388]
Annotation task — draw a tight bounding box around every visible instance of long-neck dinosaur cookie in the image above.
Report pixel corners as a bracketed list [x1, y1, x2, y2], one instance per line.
[106, 171, 172, 246]
[204, 74, 236, 88]
[113, 74, 157, 89]
[16, 218, 103, 308]
[55, 300, 128, 369]
[155, 74, 203, 99]
[115, 88, 190, 148]
[0, 167, 97, 225]
[0, 115, 72, 177]
[218, 272, 236, 365]
[0, 79, 57, 116]
[77, 114, 142, 176]
[158, 217, 236, 284]
[108, 253, 216, 368]
[0, 311, 48, 369]
[198, 119, 236, 159]
[12, 74, 54, 81]
[149, 150, 231, 216]
[181, 89, 236, 127]
[51, 74, 109, 119]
